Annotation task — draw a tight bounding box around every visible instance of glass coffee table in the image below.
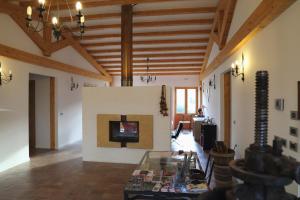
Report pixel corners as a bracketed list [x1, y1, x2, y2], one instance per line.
[124, 151, 208, 200]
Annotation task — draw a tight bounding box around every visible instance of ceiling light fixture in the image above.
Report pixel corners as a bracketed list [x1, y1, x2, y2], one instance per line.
[26, 0, 85, 41]
[140, 58, 156, 84]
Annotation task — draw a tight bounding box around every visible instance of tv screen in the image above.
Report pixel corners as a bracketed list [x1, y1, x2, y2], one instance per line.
[109, 121, 139, 143]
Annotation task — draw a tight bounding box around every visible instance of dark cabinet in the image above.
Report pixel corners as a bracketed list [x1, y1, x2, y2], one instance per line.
[200, 124, 217, 151]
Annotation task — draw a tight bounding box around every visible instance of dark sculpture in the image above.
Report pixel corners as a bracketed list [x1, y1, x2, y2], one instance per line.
[160, 85, 168, 116]
[200, 71, 300, 200]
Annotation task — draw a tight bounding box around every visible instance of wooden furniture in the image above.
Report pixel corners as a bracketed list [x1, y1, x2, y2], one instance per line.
[192, 117, 206, 142]
[192, 117, 217, 151]
[174, 114, 193, 130]
[200, 124, 217, 151]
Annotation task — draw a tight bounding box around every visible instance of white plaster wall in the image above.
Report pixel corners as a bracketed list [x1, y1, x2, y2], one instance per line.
[226, 0, 262, 43]
[82, 86, 171, 164]
[112, 75, 200, 128]
[202, 1, 300, 195]
[0, 13, 106, 172]
[207, 0, 262, 66]
[112, 75, 199, 87]
[35, 78, 51, 149]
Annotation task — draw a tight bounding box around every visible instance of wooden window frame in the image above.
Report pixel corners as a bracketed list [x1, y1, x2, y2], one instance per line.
[175, 87, 198, 114]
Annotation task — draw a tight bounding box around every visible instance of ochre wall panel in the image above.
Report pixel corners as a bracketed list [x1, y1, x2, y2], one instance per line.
[97, 114, 153, 149]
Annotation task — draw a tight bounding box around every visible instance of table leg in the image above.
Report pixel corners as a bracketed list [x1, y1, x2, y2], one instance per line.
[124, 191, 129, 200]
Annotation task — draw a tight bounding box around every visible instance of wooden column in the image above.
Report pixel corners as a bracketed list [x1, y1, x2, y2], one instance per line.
[121, 4, 133, 86]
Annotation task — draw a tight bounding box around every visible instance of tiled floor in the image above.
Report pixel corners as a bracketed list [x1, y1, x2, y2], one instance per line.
[0, 145, 136, 200]
[0, 131, 208, 200]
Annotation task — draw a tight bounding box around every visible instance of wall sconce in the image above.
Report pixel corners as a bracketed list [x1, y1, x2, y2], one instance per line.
[202, 82, 205, 93]
[70, 76, 79, 91]
[209, 74, 216, 89]
[231, 53, 245, 81]
[0, 62, 13, 86]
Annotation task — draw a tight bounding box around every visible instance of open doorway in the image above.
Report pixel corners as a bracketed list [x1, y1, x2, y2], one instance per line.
[174, 87, 198, 130]
[223, 71, 231, 147]
[29, 74, 56, 157]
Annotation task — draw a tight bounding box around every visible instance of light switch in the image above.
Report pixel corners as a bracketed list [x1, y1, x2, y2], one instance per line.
[289, 141, 298, 152]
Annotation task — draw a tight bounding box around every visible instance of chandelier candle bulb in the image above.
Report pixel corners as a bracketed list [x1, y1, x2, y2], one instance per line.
[27, 6, 32, 18]
[80, 15, 85, 24]
[76, 2, 82, 12]
[38, 0, 45, 6]
[52, 17, 58, 25]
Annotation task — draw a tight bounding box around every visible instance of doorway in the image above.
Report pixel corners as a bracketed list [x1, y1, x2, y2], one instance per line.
[174, 87, 198, 130]
[223, 71, 231, 147]
[29, 74, 56, 156]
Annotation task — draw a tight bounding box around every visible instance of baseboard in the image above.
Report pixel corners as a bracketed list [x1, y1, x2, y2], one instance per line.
[0, 156, 30, 173]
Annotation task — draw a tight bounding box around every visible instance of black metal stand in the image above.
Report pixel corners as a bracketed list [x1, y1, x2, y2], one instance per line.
[121, 141, 127, 148]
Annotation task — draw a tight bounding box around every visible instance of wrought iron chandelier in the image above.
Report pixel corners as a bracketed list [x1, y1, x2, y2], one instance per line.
[140, 58, 156, 84]
[25, 0, 85, 41]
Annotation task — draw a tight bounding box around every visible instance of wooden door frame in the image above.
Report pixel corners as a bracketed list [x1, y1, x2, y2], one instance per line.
[29, 80, 36, 151]
[28, 75, 56, 151]
[50, 77, 56, 150]
[223, 71, 231, 147]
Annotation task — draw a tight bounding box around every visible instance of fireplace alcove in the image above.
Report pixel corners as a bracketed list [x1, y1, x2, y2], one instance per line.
[97, 114, 153, 149]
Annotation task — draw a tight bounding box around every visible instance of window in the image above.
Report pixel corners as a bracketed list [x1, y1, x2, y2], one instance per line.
[176, 89, 186, 113]
[175, 87, 198, 114]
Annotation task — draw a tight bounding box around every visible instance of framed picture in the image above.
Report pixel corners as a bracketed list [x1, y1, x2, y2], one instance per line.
[275, 99, 284, 111]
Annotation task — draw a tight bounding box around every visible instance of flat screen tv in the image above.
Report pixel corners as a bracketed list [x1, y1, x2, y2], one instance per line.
[109, 121, 139, 143]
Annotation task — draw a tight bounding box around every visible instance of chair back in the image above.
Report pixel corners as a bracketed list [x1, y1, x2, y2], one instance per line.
[173, 122, 184, 139]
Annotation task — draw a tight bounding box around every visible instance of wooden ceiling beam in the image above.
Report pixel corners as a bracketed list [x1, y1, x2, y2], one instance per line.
[218, 0, 237, 49]
[78, 30, 211, 40]
[120, 4, 133, 86]
[0, 43, 111, 82]
[111, 72, 200, 76]
[60, 13, 121, 22]
[107, 68, 201, 73]
[20, 0, 179, 9]
[134, 7, 216, 17]
[82, 38, 209, 47]
[48, 38, 72, 54]
[201, 0, 225, 73]
[99, 58, 204, 65]
[75, 19, 213, 31]
[88, 46, 207, 54]
[200, 0, 296, 79]
[61, 7, 216, 22]
[94, 52, 205, 59]
[103, 63, 202, 68]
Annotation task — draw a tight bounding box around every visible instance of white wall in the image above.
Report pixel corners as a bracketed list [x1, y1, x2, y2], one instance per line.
[202, 0, 300, 195]
[82, 86, 171, 164]
[112, 75, 200, 128]
[0, 13, 106, 172]
[35, 78, 51, 149]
